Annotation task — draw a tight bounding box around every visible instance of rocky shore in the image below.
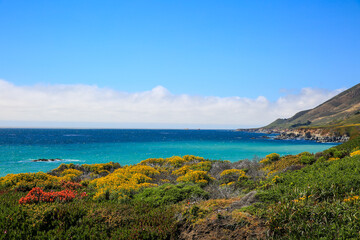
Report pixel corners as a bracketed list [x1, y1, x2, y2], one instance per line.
[237, 128, 350, 143]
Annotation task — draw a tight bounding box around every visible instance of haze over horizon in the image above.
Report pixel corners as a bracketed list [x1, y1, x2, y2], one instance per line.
[0, 1, 359, 128]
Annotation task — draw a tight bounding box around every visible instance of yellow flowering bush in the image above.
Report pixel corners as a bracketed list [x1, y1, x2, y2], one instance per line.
[52, 162, 120, 178]
[172, 165, 191, 176]
[90, 165, 160, 200]
[343, 195, 360, 202]
[259, 158, 270, 164]
[59, 169, 83, 181]
[176, 170, 215, 184]
[140, 155, 206, 169]
[167, 155, 206, 167]
[292, 195, 312, 203]
[260, 153, 281, 164]
[266, 170, 277, 178]
[167, 156, 188, 167]
[182, 155, 205, 162]
[172, 161, 212, 176]
[271, 175, 282, 184]
[262, 155, 302, 176]
[266, 153, 280, 162]
[220, 169, 246, 177]
[60, 169, 83, 176]
[140, 158, 166, 166]
[220, 169, 248, 184]
[350, 150, 360, 157]
[190, 161, 212, 172]
[82, 162, 120, 174]
[0, 172, 61, 191]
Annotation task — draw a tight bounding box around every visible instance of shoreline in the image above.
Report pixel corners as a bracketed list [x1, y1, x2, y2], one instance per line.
[237, 128, 350, 143]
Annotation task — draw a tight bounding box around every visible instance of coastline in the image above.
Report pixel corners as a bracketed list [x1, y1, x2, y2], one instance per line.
[237, 128, 350, 143]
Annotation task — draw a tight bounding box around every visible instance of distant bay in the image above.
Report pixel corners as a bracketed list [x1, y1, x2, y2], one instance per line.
[0, 129, 338, 176]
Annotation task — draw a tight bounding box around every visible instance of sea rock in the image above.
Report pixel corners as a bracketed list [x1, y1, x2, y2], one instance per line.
[32, 158, 62, 162]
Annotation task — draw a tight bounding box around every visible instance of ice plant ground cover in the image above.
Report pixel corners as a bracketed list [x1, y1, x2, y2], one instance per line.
[0, 137, 360, 239]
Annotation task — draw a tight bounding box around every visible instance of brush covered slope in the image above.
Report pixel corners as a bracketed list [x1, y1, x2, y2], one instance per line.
[1, 137, 360, 239]
[265, 83, 360, 130]
[251, 83, 360, 141]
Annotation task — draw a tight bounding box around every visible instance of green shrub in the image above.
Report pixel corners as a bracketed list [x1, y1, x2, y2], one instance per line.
[300, 154, 316, 165]
[260, 155, 360, 239]
[133, 183, 209, 207]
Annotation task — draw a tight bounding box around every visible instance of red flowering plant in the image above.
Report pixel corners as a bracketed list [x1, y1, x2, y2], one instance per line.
[19, 187, 87, 204]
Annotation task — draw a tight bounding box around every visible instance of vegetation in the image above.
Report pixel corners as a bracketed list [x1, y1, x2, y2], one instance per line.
[1, 137, 360, 239]
[264, 83, 360, 131]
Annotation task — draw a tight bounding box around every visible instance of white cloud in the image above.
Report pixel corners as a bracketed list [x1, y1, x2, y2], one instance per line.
[0, 80, 343, 128]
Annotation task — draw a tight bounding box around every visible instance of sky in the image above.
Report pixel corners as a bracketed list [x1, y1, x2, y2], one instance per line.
[0, 0, 359, 129]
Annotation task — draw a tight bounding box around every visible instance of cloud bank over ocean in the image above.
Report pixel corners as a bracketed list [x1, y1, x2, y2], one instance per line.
[0, 80, 342, 129]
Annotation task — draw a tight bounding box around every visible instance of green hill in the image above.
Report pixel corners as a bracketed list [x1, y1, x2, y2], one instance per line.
[264, 83, 360, 129]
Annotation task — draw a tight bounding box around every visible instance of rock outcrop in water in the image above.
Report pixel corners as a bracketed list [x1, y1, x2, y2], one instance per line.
[32, 158, 62, 162]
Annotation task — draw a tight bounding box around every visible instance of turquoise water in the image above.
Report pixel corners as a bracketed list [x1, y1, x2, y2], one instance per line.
[0, 129, 337, 176]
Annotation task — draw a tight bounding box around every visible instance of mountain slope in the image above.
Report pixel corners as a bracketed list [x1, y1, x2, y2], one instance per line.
[264, 83, 360, 129]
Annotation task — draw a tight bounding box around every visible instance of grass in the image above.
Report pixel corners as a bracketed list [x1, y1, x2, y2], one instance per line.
[258, 155, 360, 239]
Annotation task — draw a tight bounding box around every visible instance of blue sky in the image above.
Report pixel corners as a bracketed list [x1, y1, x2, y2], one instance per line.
[0, 0, 359, 128]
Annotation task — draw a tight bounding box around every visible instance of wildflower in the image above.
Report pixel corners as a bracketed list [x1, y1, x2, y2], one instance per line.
[343, 195, 360, 203]
[176, 170, 214, 184]
[350, 150, 360, 157]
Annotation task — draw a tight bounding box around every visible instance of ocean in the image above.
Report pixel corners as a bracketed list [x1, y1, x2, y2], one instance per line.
[0, 128, 338, 177]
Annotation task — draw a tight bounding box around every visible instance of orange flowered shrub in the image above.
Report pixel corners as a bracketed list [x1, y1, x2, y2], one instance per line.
[18, 187, 78, 204]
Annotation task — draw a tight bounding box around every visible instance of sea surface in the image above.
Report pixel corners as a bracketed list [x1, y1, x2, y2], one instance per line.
[0, 128, 338, 177]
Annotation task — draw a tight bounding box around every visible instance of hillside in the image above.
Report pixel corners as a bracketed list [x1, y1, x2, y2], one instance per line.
[254, 83, 360, 141]
[1, 137, 360, 239]
[264, 83, 360, 129]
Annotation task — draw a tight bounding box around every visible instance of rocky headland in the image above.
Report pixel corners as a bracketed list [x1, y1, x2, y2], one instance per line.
[237, 128, 350, 143]
[237, 83, 360, 143]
